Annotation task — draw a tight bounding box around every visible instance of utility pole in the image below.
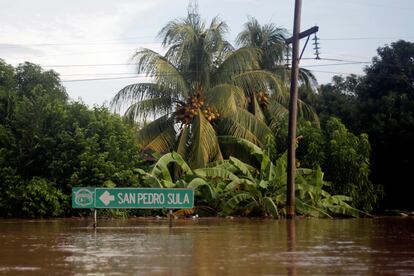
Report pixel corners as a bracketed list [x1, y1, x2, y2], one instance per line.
[286, 0, 302, 219]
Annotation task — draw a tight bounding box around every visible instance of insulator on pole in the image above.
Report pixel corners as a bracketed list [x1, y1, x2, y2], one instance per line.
[285, 46, 291, 68]
[313, 33, 321, 59]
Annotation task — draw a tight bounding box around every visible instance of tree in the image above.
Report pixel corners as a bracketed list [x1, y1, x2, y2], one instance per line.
[316, 75, 360, 130]
[311, 40, 414, 209]
[236, 17, 318, 127]
[236, 17, 287, 72]
[0, 61, 144, 217]
[111, 6, 282, 169]
[355, 40, 414, 209]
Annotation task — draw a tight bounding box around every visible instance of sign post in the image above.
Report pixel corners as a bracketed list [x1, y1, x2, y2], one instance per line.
[72, 187, 194, 227]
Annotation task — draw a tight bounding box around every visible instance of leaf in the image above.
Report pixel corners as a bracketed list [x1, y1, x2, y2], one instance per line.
[194, 167, 239, 181]
[262, 196, 279, 218]
[188, 110, 222, 168]
[229, 156, 255, 179]
[151, 152, 193, 182]
[176, 125, 190, 160]
[218, 108, 272, 147]
[259, 180, 269, 189]
[212, 47, 262, 85]
[132, 48, 189, 94]
[137, 115, 176, 153]
[222, 192, 253, 215]
[205, 84, 246, 115]
[187, 178, 216, 199]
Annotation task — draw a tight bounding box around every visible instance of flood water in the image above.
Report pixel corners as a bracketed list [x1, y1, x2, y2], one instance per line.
[0, 217, 413, 275]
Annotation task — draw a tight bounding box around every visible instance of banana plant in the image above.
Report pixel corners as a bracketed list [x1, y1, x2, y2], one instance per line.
[217, 136, 362, 217]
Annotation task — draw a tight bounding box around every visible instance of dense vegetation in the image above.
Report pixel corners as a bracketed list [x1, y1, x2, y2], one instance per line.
[0, 7, 411, 218]
[313, 40, 414, 209]
[0, 61, 143, 217]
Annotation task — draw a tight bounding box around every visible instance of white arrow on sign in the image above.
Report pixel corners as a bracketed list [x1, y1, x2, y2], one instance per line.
[99, 190, 115, 206]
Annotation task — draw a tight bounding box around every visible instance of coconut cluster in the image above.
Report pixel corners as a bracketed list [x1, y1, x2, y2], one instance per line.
[256, 91, 270, 107]
[175, 90, 220, 125]
[203, 106, 220, 122]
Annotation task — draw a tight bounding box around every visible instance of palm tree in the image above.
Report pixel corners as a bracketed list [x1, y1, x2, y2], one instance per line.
[111, 6, 281, 169]
[236, 17, 319, 126]
[236, 16, 287, 72]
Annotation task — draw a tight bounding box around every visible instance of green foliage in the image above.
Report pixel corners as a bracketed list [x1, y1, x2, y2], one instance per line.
[295, 167, 359, 217]
[314, 40, 414, 209]
[220, 137, 361, 217]
[0, 167, 67, 218]
[295, 118, 382, 212]
[111, 7, 289, 169]
[322, 118, 381, 211]
[356, 41, 414, 208]
[141, 138, 360, 218]
[316, 75, 360, 129]
[0, 61, 145, 218]
[19, 177, 68, 218]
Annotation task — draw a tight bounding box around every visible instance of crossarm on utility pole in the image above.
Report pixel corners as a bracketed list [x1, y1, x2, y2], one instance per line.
[285, 26, 319, 45]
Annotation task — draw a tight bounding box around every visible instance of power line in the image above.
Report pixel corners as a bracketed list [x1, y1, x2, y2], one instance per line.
[42, 57, 370, 69]
[43, 63, 136, 68]
[0, 36, 159, 48]
[320, 37, 414, 41]
[61, 76, 142, 83]
[308, 69, 362, 75]
[55, 61, 368, 78]
[59, 72, 137, 77]
[2, 36, 412, 49]
[303, 61, 370, 67]
[56, 61, 369, 82]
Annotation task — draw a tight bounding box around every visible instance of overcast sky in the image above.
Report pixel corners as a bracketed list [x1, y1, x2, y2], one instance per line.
[1, 0, 413, 107]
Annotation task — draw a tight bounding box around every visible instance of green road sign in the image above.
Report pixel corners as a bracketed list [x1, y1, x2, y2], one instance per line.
[72, 187, 194, 209]
[72, 187, 95, 208]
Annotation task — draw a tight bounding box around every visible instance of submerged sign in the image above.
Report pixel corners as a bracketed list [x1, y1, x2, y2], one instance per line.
[72, 187, 194, 209]
[72, 187, 95, 209]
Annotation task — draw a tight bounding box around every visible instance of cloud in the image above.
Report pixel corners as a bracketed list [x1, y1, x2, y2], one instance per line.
[0, 44, 44, 59]
[0, 0, 162, 51]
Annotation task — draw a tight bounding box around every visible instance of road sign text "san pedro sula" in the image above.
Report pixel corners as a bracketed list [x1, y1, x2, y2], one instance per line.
[72, 188, 194, 209]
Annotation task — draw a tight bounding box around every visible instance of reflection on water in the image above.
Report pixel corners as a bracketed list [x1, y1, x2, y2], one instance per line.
[287, 219, 296, 276]
[0, 218, 413, 275]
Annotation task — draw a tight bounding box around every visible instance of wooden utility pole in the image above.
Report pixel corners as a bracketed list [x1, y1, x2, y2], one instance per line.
[286, 0, 302, 218]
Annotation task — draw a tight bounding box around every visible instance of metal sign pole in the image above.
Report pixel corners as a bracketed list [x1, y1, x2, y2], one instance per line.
[93, 209, 97, 228]
[169, 210, 173, 228]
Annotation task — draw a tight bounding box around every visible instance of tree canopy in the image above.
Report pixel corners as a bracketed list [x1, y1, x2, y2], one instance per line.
[0, 60, 144, 217]
[111, 6, 285, 169]
[315, 40, 414, 209]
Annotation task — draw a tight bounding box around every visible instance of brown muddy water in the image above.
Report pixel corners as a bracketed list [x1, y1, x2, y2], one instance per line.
[0, 217, 413, 275]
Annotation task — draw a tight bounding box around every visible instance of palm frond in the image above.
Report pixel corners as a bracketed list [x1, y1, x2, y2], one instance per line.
[176, 125, 190, 159]
[299, 68, 318, 91]
[111, 83, 173, 112]
[212, 47, 262, 85]
[137, 115, 176, 153]
[251, 95, 266, 122]
[205, 16, 229, 54]
[237, 17, 288, 69]
[204, 84, 246, 115]
[133, 48, 189, 94]
[268, 101, 289, 130]
[230, 70, 283, 98]
[218, 107, 272, 147]
[123, 97, 175, 122]
[267, 90, 320, 128]
[188, 110, 222, 168]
